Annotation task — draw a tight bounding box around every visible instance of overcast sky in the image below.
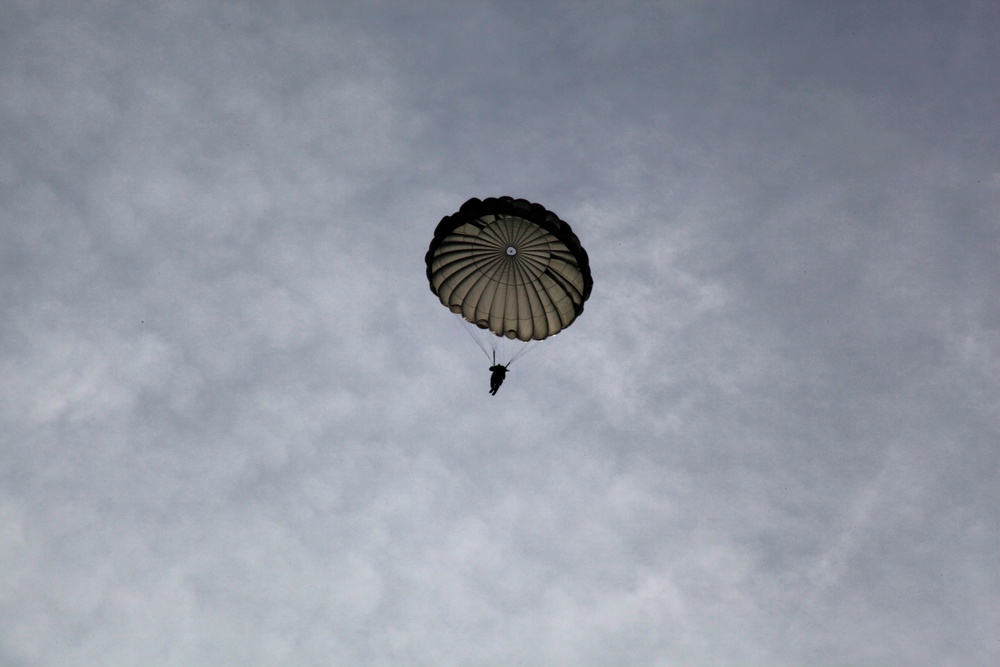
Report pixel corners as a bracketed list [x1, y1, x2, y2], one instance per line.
[2, 1, 999, 665]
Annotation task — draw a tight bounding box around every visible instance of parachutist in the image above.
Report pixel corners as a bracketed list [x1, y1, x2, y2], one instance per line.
[426, 197, 592, 389]
[489, 364, 508, 395]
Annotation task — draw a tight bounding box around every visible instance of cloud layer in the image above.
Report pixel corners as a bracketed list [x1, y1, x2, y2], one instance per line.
[2, 2, 998, 665]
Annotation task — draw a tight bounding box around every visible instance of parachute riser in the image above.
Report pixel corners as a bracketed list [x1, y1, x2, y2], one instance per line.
[454, 315, 539, 367]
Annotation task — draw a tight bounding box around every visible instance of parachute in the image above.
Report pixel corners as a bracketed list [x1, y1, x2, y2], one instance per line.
[425, 196, 593, 366]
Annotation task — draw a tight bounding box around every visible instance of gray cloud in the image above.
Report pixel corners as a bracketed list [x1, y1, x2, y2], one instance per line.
[2, 2, 998, 666]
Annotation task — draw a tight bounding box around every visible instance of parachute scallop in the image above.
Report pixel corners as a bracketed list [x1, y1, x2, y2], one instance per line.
[426, 196, 592, 367]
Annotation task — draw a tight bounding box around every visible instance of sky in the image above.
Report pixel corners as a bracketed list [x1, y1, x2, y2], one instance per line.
[2, 1, 999, 665]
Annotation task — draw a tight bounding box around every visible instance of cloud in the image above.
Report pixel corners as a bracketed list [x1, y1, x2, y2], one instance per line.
[2, 2, 999, 665]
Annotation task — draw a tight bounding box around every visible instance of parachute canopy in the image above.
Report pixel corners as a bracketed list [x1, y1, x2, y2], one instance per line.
[425, 196, 593, 343]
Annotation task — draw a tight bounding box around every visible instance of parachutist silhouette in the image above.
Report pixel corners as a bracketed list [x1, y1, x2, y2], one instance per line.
[489, 364, 508, 395]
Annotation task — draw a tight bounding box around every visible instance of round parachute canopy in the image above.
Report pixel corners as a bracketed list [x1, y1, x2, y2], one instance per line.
[425, 196, 593, 342]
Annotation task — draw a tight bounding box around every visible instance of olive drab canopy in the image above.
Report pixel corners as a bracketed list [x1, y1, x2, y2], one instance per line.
[425, 196, 593, 342]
